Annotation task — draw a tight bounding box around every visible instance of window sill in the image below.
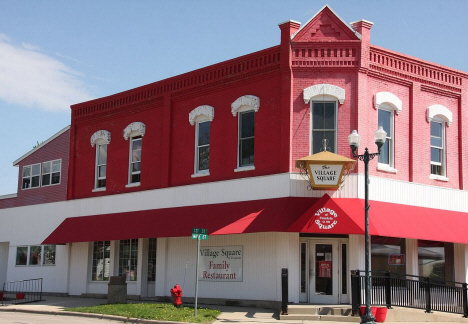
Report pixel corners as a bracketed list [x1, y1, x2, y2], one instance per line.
[125, 182, 141, 188]
[92, 187, 106, 192]
[234, 165, 255, 172]
[191, 172, 210, 178]
[377, 163, 397, 173]
[430, 174, 449, 182]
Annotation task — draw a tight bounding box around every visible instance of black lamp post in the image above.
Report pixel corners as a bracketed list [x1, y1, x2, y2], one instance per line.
[348, 126, 387, 324]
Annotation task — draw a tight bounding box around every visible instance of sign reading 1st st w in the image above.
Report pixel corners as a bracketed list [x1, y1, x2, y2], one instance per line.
[192, 228, 208, 240]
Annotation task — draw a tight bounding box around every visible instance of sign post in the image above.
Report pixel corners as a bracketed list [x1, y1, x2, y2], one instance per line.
[192, 228, 208, 316]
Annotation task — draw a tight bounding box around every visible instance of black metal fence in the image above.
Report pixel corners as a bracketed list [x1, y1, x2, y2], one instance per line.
[351, 270, 468, 317]
[1, 278, 43, 305]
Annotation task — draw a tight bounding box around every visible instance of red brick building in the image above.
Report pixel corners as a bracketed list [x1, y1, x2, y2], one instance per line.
[1, 5, 468, 307]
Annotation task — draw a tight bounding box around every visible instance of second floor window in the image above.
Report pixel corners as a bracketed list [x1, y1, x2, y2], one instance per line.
[42, 160, 61, 186]
[378, 109, 393, 165]
[239, 111, 255, 167]
[22, 163, 41, 189]
[196, 121, 210, 172]
[96, 144, 107, 188]
[311, 102, 336, 154]
[129, 137, 142, 184]
[430, 121, 445, 176]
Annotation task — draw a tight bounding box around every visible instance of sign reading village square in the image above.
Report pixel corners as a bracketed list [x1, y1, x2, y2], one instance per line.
[199, 246, 243, 282]
[309, 164, 344, 187]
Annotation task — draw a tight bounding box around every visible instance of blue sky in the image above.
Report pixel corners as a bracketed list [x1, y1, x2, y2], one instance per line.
[1, 0, 467, 195]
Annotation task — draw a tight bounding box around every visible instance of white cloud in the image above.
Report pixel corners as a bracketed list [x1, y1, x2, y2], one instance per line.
[0, 34, 94, 112]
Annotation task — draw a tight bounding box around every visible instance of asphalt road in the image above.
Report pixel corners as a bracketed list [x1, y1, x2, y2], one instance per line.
[0, 312, 123, 324]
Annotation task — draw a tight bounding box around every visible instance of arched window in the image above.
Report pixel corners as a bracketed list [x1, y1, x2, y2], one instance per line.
[427, 105, 452, 180]
[231, 96, 260, 171]
[123, 122, 146, 186]
[189, 106, 214, 177]
[303, 84, 345, 154]
[90, 130, 111, 190]
[374, 92, 402, 173]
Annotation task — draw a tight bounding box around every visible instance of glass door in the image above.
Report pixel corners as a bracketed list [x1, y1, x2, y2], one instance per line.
[309, 240, 339, 304]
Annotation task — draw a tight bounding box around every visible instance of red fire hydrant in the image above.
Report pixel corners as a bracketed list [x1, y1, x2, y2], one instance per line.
[170, 284, 183, 307]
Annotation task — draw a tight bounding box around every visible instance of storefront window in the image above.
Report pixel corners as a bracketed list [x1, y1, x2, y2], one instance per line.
[418, 240, 454, 282]
[119, 239, 138, 281]
[371, 236, 406, 275]
[147, 238, 156, 282]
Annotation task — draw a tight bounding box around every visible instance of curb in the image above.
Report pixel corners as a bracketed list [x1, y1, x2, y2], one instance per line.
[0, 307, 189, 324]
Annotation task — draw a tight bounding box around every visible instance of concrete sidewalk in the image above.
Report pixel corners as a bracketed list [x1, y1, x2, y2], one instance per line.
[0, 296, 465, 324]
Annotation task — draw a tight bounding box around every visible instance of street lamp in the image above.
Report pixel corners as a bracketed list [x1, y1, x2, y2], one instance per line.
[348, 126, 387, 324]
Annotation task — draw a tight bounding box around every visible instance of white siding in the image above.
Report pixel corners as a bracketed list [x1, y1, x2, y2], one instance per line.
[158, 233, 298, 302]
[6, 245, 69, 293]
[69, 242, 88, 295]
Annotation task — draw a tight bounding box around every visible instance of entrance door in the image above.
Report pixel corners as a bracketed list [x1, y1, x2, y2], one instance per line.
[309, 240, 339, 304]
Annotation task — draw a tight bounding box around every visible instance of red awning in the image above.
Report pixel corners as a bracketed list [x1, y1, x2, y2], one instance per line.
[42, 197, 318, 244]
[288, 194, 468, 245]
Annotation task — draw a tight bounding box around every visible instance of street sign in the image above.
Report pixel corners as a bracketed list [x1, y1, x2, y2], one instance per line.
[192, 228, 208, 240]
[191, 233, 208, 240]
[192, 228, 208, 316]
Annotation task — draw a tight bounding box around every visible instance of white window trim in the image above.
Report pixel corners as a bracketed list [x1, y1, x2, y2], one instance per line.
[123, 122, 146, 140]
[309, 97, 338, 154]
[42, 159, 62, 187]
[15, 245, 56, 267]
[430, 118, 448, 180]
[90, 130, 111, 147]
[236, 109, 256, 170]
[303, 84, 345, 104]
[189, 106, 213, 177]
[427, 105, 452, 126]
[193, 120, 211, 176]
[377, 103, 396, 170]
[189, 105, 214, 125]
[128, 136, 142, 185]
[374, 92, 403, 115]
[21, 163, 41, 190]
[231, 95, 259, 117]
[90, 241, 111, 282]
[232, 95, 259, 171]
[94, 143, 107, 190]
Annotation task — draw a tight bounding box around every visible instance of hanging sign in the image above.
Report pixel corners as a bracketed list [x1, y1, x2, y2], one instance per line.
[295, 151, 356, 190]
[199, 246, 243, 282]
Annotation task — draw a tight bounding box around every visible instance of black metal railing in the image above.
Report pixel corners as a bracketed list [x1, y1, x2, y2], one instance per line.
[1, 278, 43, 305]
[351, 270, 468, 317]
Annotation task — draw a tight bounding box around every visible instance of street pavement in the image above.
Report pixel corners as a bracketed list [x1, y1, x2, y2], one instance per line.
[0, 296, 465, 324]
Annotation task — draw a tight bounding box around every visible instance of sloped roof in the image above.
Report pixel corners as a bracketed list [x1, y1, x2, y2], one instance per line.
[13, 125, 70, 166]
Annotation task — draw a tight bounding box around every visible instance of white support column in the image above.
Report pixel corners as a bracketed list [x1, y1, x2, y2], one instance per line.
[454, 243, 468, 283]
[140, 238, 149, 297]
[349, 235, 365, 272]
[110, 241, 118, 276]
[155, 238, 168, 298]
[135, 238, 144, 297]
[0, 242, 9, 287]
[405, 239, 419, 276]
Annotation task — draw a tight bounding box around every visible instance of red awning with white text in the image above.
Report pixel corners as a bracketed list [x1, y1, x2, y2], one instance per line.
[288, 194, 468, 244]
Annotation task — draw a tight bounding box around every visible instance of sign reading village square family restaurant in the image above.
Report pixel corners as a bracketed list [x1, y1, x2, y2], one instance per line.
[199, 246, 243, 282]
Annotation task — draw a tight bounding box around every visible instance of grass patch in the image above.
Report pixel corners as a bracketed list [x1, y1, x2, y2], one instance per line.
[65, 303, 221, 323]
